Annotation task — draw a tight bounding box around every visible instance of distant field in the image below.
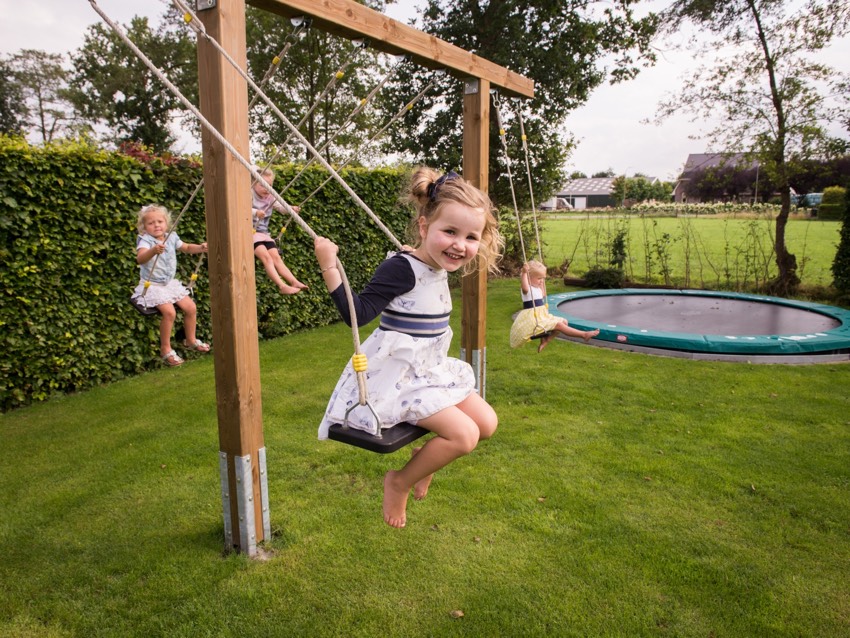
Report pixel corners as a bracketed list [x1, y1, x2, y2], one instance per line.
[539, 215, 841, 289]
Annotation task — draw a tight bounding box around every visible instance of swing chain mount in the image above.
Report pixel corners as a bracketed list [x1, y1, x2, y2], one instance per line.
[196, 0, 216, 11]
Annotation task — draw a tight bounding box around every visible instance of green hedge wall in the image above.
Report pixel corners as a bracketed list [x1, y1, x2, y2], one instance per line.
[0, 137, 410, 411]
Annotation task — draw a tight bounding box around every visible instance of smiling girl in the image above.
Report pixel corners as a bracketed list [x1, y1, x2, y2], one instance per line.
[313, 167, 503, 528]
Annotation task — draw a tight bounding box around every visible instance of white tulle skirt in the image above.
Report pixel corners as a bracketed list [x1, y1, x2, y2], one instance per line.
[131, 279, 190, 309]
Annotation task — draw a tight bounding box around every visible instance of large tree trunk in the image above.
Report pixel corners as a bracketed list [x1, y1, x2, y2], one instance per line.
[769, 189, 800, 295]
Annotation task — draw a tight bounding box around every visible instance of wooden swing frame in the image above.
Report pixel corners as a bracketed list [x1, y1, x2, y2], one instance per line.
[196, 0, 533, 554]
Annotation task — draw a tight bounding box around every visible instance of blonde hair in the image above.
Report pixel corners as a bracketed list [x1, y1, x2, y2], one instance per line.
[527, 260, 547, 279]
[403, 167, 503, 274]
[136, 204, 172, 234]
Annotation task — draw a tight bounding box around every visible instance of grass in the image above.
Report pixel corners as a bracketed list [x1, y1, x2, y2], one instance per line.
[540, 214, 842, 290]
[2, 279, 849, 637]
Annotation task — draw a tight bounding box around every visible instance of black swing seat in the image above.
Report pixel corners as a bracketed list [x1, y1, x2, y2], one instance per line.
[129, 296, 161, 316]
[129, 297, 182, 317]
[530, 330, 553, 341]
[328, 421, 428, 454]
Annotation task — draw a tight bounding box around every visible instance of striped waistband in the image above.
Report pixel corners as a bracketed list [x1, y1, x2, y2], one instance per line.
[522, 299, 545, 309]
[379, 308, 450, 338]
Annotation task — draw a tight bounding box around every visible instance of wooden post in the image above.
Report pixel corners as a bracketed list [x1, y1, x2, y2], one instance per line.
[461, 78, 490, 396]
[196, 0, 269, 556]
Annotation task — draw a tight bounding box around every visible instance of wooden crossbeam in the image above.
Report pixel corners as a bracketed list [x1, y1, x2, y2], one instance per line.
[247, 0, 534, 98]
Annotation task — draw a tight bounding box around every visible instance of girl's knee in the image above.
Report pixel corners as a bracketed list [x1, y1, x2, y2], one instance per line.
[180, 299, 197, 317]
[478, 411, 498, 440]
[159, 305, 177, 321]
[455, 426, 480, 455]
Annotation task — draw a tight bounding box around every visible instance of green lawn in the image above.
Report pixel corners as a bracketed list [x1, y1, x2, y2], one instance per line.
[1, 278, 849, 637]
[540, 215, 841, 290]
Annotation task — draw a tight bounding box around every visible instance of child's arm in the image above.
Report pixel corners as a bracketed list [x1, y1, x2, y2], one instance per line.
[179, 242, 208, 255]
[136, 242, 164, 264]
[315, 236, 342, 291]
[520, 263, 530, 294]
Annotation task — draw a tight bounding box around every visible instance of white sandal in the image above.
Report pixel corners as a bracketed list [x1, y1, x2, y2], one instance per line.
[162, 350, 184, 367]
[183, 339, 210, 353]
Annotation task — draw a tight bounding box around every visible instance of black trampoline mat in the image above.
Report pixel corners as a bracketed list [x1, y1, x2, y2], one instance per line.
[558, 294, 840, 335]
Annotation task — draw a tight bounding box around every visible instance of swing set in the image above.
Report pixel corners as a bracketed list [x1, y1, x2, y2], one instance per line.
[90, 0, 533, 555]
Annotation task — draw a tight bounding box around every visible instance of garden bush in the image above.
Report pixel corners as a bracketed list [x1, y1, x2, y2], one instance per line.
[818, 185, 846, 220]
[0, 137, 409, 410]
[582, 265, 625, 288]
[831, 183, 850, 295]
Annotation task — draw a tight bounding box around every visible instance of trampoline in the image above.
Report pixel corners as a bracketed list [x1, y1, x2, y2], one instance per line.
[548, 289, 850, 363]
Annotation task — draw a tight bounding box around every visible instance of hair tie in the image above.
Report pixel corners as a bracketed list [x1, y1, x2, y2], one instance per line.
[427, 170, 460, 202]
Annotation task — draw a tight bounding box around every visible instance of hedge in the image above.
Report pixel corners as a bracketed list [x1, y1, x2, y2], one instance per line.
[831, 182, 850, 294]
[0, 137, 410, 411]
[818, 185, 846, 221]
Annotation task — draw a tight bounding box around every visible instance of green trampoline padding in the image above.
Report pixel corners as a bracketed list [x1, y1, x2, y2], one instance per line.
[549, 289, 850, 356]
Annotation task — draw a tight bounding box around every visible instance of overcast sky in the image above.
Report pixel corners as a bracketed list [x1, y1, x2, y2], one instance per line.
[2, 0, 847, 182]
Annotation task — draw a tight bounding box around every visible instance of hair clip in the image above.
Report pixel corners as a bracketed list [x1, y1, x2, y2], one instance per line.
[427, 170, 460, 202]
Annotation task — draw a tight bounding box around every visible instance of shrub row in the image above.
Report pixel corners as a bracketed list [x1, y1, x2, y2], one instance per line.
[0, 137, 410, 411]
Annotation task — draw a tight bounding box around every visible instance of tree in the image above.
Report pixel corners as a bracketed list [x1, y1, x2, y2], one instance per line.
[658, 0, 850, 295]
[379, 1, 659, 208]
[244, 7, 384, 164]
[67, 12, 197, 152]
[0, 57, 25, 135]
[592, 169, 616, 178]
[9, 50, 72, 143]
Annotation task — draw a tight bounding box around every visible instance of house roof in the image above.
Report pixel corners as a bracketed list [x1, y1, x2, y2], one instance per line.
[558, 177, 616, 196]
[680, 153, 756, 176]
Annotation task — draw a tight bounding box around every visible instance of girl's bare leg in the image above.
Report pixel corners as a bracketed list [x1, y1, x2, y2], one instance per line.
[271, 252, 307, 290]
[157, 304, 177, 356]
[411, 447, 433, 501]
[540, 322, 599, 352]
[383, 394, 497, 527]
[175, 296, 198, 344]
[255, 246, 299, 294]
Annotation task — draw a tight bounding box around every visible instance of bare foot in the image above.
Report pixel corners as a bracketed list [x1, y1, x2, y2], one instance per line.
[583, 328, 600, 342]
[383, 470, 408, 528]
[537, 333, 554, 353]
[411, 447, 434, 501]
[278, 284, 300, 295]
[291, 280, 308, 290]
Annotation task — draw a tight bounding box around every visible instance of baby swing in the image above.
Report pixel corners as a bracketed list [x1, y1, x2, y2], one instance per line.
[492, 91, 553, 343]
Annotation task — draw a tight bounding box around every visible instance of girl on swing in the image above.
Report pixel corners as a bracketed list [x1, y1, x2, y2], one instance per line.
[251, 166, 308, 295]
[510, 260, 599, 353]
[313, 167, 503, 528]
[131, 204, 210, 367]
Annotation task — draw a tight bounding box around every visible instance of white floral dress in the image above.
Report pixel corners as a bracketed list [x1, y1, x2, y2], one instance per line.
[318, 253, 476, 439]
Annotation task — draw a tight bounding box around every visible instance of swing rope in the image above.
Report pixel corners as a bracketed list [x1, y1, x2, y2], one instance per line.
[492, 90, 549, 338]
[275, 73, 441, 246]
[170, 0, 403, 253]
[251, 36, 369, 186]
[90, 0, 376, 428]
[276, 53, 411, 200]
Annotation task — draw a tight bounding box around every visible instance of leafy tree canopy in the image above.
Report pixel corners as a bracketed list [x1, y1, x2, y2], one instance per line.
[8, 49, 72, 143]
[378, 0, 659, 208]
[67, 11, 197, 152]
[0, 57, 25, 136]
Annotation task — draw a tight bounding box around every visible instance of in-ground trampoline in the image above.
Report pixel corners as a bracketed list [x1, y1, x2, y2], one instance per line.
[548, 289, 850, 363]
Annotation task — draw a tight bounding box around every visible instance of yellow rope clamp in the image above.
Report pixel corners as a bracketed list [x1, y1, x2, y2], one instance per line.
[336, 71, 345, 79]
[272, 56, 281, 65]
[190, 273, 198, 282]
[183, 12, 191, 23]
[351, 354, 368, 372]
[143, 281, 151, 290]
